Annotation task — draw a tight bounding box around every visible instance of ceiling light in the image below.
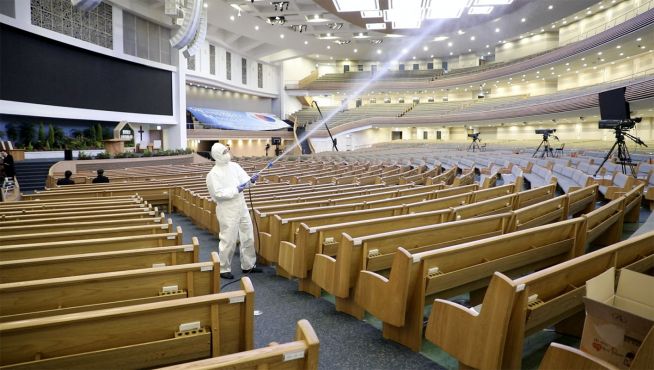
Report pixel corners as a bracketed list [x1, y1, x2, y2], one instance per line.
[619, 52, 623, 56]
[448, 42, 453, 47]
[597, 51, 602, 55]
[230, 15, 235, 21]
[306, 14, 329, 23]
[637, 37, 642, 41]
[366, 23, 387, 30]
[468, 6, 493, 15]
[401, 48, 408, 54]
[333, 0, 380, 12]
[354, 48, 358, 53]
[449, 51, 453, 55]
[457, 29, 466, 35]
[385, 34, 405, 38]
[280, 34, 284, 39]
[361, 10, 383, 18]
[377, 49, 382, 54]
[353, 32, 370, 39]
[426, 0, 469, 19]
[548, 5, 553, 10]
[474, 0, 513, 4]
[423, 46, 429, 51]
[370, 39, 383, 44]
[470, 36, 476, 41]
[486, 44, 490, 48]
[587, 10, 592, 14]
[521, 18, 526, 22]
[412, 56, 416, 59]
[430, 54, 434, 57]
[254, 25, 259, 30]
[495, 28, 500, 33]
[318, 33, 339, 40]
[392, 20, 422, 29]
[434, 36, 449, 41]
[304, 40, 308, 45]
[326, 45, 331, 49]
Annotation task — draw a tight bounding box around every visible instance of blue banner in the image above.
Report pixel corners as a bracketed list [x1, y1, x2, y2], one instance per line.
[188, 107, 290, 131]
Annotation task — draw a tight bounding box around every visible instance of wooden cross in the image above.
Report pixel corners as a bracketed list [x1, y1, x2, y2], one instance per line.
[138, 125, 144, 141]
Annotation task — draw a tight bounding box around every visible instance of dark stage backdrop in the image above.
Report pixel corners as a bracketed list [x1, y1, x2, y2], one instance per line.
[0, 23, 173, 115]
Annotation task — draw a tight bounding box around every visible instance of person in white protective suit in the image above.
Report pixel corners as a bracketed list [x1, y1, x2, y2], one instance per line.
[206, 143, 262, 279]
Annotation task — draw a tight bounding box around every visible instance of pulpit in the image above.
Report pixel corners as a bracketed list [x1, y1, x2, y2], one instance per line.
[102, 139, 128, 155]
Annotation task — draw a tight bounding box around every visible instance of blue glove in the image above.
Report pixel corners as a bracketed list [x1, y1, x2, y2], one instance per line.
[237, 182, 248, 193]
[267, 161, 273, 169]
[250, 174, 260, 183]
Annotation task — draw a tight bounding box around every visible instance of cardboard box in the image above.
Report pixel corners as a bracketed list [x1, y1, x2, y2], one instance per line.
[580, 267, 654, 369]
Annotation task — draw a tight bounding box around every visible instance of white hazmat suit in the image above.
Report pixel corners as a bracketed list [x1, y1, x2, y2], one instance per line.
[206, 143, 257, 273]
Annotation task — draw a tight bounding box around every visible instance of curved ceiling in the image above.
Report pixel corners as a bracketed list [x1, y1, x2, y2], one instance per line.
[225, 0, 601, 60]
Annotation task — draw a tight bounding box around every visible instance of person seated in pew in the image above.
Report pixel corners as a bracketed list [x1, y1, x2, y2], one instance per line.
[206, 143, 262, 280]
[56, 170, 75, 186]
[92, 169, 110, 183]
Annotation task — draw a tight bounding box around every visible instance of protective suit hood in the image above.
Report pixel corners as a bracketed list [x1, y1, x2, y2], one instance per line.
[211, 143, 231, 165]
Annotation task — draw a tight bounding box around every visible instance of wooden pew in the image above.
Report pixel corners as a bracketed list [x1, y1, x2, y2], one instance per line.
[0, 227, 183, 260]
[312, 214, 513, 319]
[354, 219, 586, 351]
[0, 279, 254, 369]
[513, 184, 556, 208]
[0, 237, 200, 283]
[0, 195, 143, 211]
[271, 184, 515, 274]
[0, 212, 166, 236]
[281, 210, 453, 296]
[0, 207, 160, 227]
[567, 184, 598, 217]
[0, 203, 155, 222]
[507, 194, 568, 232]
[0, 219, 175, 245]
[579, 197, 625, 249]
[423, 231, 654, 370]
[0, 252, 221, 321]
[620, 182, 645, 223]
[157, 319, 320, 370]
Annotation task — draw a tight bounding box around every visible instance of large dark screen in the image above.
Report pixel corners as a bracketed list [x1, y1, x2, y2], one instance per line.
[599, 87, 629, 121]
[0, 24, 173, 115]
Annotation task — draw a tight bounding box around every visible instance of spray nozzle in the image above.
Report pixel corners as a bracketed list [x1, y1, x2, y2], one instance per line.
[266, 161, 273, 169]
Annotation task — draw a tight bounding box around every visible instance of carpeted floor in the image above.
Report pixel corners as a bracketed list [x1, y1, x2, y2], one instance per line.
[170, 200, 654, 370]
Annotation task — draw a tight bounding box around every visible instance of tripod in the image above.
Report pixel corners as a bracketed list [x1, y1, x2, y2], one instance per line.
[533, 135, 555, 158]
[467, 138, 482, 152]
[594, 128, 646, 177]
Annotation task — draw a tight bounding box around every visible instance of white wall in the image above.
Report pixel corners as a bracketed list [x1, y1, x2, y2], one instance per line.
[186, 85, 274, 113]
[495, 33, 559, 63]
[190, 40, 279, 96]
[283, 57, 316, 83]
[458, 53, 480, 69]
[559, 0, 647, 46]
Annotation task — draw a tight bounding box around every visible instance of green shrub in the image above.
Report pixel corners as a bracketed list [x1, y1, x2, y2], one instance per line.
[142, 150, 153, 157]
[114, 151, 137, 159]
[78, 151, 92, 160]
[95, 152, 111, 159]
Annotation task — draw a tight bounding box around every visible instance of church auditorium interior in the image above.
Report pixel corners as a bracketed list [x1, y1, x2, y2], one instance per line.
[2, 0, 654, 369]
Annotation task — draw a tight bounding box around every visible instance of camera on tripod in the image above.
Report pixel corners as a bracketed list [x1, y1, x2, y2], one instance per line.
[598, 117, 641, 130]
[594, 88, 648, 177]
[467, 133, 480, 140]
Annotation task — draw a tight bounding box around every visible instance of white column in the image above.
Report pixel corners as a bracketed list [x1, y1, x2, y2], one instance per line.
[165, 49, 188, 149]
[14, 0, 31, 26]
[112, 6, 124, 54]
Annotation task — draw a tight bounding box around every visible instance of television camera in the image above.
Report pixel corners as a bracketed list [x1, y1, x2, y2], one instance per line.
[595, 88, 647, 176]
[467, 133, 482, 152]
[532, 129, 560, 158]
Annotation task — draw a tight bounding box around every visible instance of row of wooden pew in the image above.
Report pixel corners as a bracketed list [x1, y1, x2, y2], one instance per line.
[0, 195, 320, 369]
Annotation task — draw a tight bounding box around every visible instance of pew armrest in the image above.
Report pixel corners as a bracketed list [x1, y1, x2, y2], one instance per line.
[539, 343, 619, 370]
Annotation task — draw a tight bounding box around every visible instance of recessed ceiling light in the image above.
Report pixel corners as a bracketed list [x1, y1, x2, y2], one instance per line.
[230, 15, 235, 21]
[423, 46, 429, 51]
[474, 0, 514, 5]
[434, 36, 449, 41]
[326, 45, 331, 49]
[412, 56, 416, 59]
[597, 51, 602, 55]
[430, 54, 434, 58]
[548, 5, 553, 10]
[619, 52, 624, 56]
[521, 18, 526, 22]
[333, 0, 380, 12]
[354, 48, 358, 53]
[377, 49, 382, 54]
[448, 42, 453, 47]
[468, 6, 494, 15]
[361, 10, 383, 18]
[587, 10, 592, 14]
[457, 30, 465, 35]
[255, 25, 259, 30]
[280, 34, 284, 39]
[495, 28, 500, 33]
[306, 14, 329, 23]
[304, 40, 308, 45]
[470, 36, 476, 41]
[637, 37, 642, 41]
[468, 48, 472, 52]
[486, 44, 490, 48]
[366, 23, 387, 30]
